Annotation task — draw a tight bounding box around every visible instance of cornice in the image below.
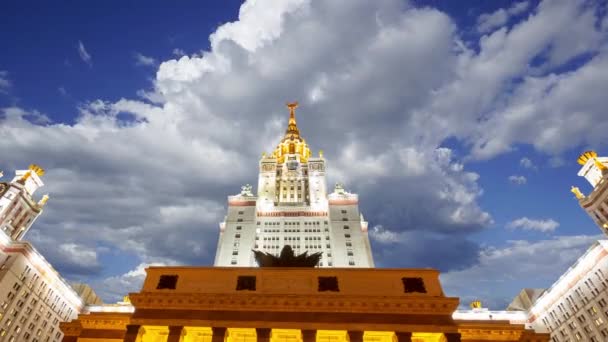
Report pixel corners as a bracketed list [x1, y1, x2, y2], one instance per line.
[129, 292, 459, 315]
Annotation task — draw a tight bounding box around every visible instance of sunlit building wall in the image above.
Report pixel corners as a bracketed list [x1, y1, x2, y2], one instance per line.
[527, 240, 608, 342]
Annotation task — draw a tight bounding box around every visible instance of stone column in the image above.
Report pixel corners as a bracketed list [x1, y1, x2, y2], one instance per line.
[168, 326, 185, 342]
[301, 329, 317, 342]
[347, 331, 364, 342]
[444, 333, 461, 342]
[123, 325, 141, 342]
[212, 327, 228, 342]
[257, 328, 272, 342]
[394, 332, 412, 342]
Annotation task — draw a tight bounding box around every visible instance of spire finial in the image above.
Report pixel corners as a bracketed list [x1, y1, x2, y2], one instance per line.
[287, 101, 298, 123]
[571, 186, 584, 199]
[38, 194, 49, 206]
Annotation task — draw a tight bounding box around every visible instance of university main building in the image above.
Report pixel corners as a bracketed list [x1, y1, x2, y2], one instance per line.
[214, 102, 374, 268]
[59, 103, 550, 342]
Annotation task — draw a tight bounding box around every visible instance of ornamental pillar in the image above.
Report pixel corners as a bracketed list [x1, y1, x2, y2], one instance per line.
[212, 327, 228, 342]
[347, 331, 364, 342]
[123, 325, 141, 342]
[168, 326, 185, 342]
[257, 328, 272, 342]
[301, 329, 317, 342]
[394, 332, 412, 342]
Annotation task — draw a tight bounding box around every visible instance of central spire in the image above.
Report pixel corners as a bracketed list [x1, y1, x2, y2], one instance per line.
[269, 101, 311, 163]
[285, 101, 300, 138]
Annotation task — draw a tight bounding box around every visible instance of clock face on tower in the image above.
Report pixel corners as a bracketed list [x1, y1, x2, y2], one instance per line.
[287, 160, 298, 170]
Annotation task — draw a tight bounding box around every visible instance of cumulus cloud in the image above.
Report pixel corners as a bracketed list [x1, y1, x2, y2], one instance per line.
[77, 40, 92, 66]
[508, 175, 527, 185]
[442, 235, 600, 309]
[93, 263, 167, 300]
[0, 71, 11, 93]
[172, 48, 186, 57]
[1, 0, 607, 302]
[134, 52, 156, 67]
[506, 217, 559, 232]
[519, 157, 535, 169]
[477, 1, 530, 34]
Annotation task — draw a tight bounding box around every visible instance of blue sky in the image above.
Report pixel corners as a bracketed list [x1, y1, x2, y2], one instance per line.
[1, 0, 606, 309]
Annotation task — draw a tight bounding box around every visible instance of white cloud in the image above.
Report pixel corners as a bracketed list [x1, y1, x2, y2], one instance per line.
[442, 235, 600, 309]
[0, 71, 11, 93]
[506, 217, 559, 232]
[172, 48, 186, 56]
[477, 1, 530, 34]
[134, 52, 156, 67]
[519, 157, 535, 169]
[94, 262, 168, 301]
[369, 225, 400, 244]
[58, 86, 68, 96]
[77, 40, 92, 66]
[508, 175, 527, 185]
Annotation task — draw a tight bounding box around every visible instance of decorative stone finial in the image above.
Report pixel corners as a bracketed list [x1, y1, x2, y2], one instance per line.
[470, 300, 482, 309]
[38, 194, 49, 206]
[571, 186, 584, 199]
[593, 157, 608, 173]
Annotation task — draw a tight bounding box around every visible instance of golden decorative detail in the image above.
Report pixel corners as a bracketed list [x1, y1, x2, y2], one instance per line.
[319, 150, 324, 158]
[268, 101, 312, 163]
[123, 295, 131, 304]
[18, 170, 32, 184]
[571, 186, 584, 199]
[470, 300, 482, 309]
[577, 150, 597, 165]
[593, 157, 607, 171]
[38, 194, 49, 206]
[28, 164, 45, 176]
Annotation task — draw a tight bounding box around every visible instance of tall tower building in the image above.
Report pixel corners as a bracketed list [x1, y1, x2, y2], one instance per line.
[571, 150, 608, 235]
[0, 166, 84, 342]
[0, 164, 49, 241]
[214, 102, 374, 267]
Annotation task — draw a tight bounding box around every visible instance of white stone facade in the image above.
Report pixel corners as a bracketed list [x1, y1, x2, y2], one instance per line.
[0, 230, 83, 342]
[214, 104, 374, 267]
[0, 167, 48, 241]
[527, 240, 608, 341]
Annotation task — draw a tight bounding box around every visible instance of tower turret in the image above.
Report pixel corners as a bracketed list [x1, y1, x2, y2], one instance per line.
[0, 164, 48, 240]
[573, 150, 608, 235]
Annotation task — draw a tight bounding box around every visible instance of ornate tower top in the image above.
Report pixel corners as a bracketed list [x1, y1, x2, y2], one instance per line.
[269, 101, 312, 163]
[284, 101, 301, 141]
[575, 150, 608, 191]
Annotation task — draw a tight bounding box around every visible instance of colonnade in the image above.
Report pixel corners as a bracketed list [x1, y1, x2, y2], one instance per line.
[123, 326, 461, 342]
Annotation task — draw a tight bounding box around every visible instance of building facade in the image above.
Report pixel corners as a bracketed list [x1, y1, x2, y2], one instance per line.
[60, 266, 549, 342]
[571, 151, 608, 236]
[0, 166, 84, 342]
[526, 240, 608, 341]
[214, 103, 374, 268]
